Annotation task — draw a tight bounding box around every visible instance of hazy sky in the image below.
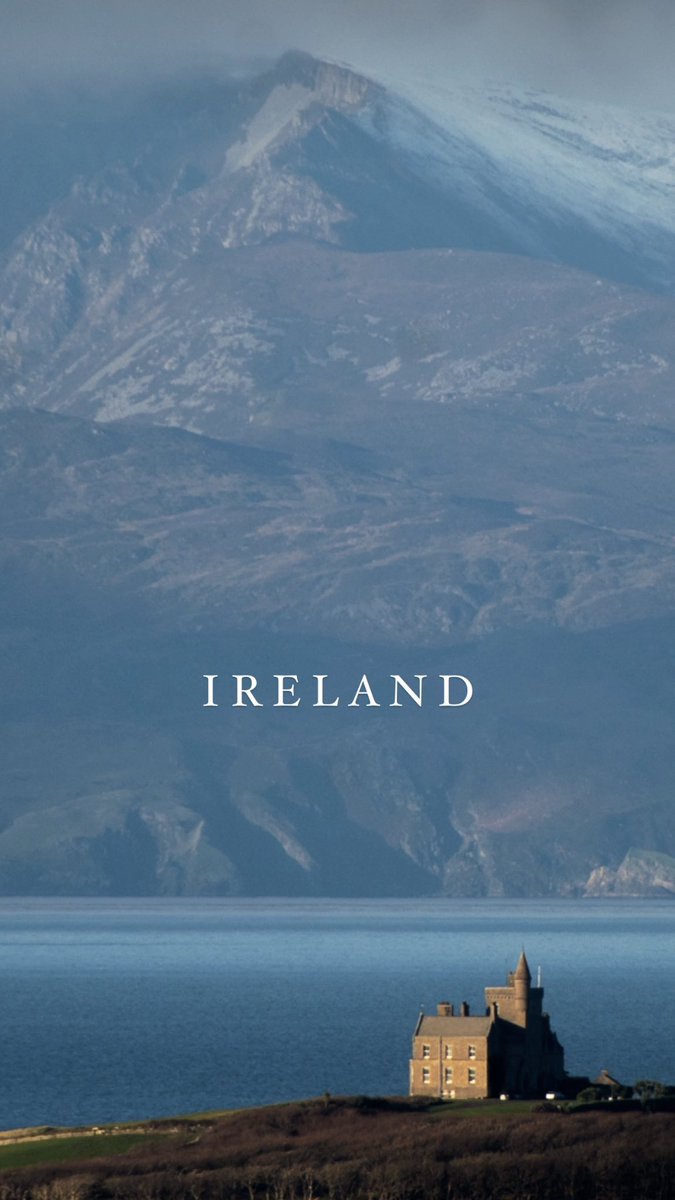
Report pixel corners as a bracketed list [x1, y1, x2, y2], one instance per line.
[3, 0, 675, 109]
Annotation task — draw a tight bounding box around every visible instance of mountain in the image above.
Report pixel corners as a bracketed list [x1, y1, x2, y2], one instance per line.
[2, 52, 675, 896]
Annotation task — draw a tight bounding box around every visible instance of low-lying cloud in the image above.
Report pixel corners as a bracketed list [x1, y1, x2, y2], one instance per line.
[3, 0, 675, 109]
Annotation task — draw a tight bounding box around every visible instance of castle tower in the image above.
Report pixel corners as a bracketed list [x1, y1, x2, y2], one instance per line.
[513, 950, 531, 1027]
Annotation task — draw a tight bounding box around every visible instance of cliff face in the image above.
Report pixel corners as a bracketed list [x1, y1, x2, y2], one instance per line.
[3, 54, 675, 896]
[585, 850, 675, 898]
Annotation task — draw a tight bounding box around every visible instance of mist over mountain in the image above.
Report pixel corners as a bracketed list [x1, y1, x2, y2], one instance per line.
[3, 50, 675, 897]
[5, 1, 675, 110]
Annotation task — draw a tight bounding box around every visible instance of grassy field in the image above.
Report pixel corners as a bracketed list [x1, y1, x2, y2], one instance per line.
[0, 1133, 154, 1171]
[427, 1097, 537, 1118]
[0, 1105, 236, 1172]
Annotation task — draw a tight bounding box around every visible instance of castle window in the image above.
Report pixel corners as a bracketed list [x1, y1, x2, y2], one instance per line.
[444, 1044, 453, 1059]
[422, 1067, 430, 1084]
[444, 1067, 453, 1085]
[468, 1068, 476, 1084]
[422, 1044, 430, 1059]
[468, 1044, 476, 1059]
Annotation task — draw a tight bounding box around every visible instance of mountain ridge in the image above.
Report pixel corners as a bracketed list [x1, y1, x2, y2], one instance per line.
[5, 49, 675, 404]
[2, 53, 675, 896]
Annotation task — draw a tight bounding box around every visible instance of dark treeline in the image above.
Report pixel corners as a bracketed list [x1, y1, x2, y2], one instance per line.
[3, 1098, 675, 1200]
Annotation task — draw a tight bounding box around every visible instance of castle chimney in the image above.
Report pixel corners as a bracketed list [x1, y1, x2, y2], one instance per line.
[460, 1001, 470, 1016]
[437, 1002, 454, 1016]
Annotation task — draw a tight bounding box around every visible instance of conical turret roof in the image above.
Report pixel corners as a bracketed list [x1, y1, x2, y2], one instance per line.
[514, 950, 532, 981]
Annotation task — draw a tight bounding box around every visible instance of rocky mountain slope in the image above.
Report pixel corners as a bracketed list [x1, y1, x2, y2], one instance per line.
[2, 52, 675, 895]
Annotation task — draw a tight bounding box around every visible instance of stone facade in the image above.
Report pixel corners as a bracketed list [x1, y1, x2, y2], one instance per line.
[409, 952, 565, 1099]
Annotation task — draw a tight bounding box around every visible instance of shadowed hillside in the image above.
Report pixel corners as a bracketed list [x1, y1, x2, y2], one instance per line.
[3, 1097, 675, 1200]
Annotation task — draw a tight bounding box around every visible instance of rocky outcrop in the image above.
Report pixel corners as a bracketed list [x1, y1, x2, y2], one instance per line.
[585, 849, 675, 897]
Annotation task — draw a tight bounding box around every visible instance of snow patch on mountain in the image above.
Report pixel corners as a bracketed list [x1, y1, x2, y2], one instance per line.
[382, 74, 675, 280]
[225, 83, 313, 172]
[365, 357, 401, 382]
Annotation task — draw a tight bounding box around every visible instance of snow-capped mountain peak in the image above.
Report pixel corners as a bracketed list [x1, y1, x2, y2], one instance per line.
[4, 49, 675, 414]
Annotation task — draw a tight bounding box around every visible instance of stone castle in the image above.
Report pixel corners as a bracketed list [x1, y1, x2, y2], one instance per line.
[409, 951, 565, 1099]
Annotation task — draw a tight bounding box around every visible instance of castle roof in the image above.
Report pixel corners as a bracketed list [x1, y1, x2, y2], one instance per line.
[417, 1015, 492, 1037]
[514, 950, 532, 981]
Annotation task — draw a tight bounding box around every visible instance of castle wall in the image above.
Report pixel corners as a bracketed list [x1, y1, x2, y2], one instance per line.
[484, 987, 519, 1024]
[484, 984, 544, 1028]
[410, 1032, 490, 1099]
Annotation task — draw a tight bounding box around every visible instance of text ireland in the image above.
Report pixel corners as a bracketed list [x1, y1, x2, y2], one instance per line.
[202, 673, 473, 708]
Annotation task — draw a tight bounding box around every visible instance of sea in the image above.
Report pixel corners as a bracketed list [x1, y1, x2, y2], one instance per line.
[2, 897, 674, 1131]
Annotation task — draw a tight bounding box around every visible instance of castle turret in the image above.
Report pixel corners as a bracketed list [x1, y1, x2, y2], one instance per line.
[514, 950, 531, 1026]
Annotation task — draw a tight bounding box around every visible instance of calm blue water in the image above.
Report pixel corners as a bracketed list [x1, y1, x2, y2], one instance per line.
[2, 898, 674, 1130]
